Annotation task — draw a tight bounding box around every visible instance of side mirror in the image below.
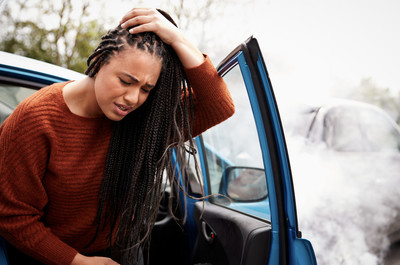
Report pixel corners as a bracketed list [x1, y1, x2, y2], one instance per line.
[219, 166, 267, 202]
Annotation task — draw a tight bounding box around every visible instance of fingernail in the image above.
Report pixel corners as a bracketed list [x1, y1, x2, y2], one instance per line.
[121, 23, 126, 28]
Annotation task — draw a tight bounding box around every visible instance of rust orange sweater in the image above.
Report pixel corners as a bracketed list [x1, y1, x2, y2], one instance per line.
[0, 56, 234, 265]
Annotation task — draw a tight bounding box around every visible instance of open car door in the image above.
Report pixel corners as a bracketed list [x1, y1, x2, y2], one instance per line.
[181, 37, 316, 265]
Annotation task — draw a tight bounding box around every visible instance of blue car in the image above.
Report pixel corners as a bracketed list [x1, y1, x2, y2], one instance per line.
[0, 37, 317, 265]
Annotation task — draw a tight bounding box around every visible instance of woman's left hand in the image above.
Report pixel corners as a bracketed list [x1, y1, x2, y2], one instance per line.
[119, 7, 204, 68]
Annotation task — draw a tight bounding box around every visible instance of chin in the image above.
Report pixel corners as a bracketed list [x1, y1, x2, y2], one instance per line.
[105, 113, 125, 122]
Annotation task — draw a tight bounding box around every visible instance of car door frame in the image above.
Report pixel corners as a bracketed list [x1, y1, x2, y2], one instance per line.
[193, 36, 316, 265]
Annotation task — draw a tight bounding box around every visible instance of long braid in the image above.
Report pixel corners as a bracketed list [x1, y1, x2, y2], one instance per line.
[85, 15, 199, 264]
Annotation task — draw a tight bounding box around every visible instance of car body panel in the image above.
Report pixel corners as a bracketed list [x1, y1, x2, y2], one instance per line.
[0, 51, 84, 88]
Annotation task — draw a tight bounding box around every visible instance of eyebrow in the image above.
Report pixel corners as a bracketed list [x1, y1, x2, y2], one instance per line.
[123, 73, 156, 90]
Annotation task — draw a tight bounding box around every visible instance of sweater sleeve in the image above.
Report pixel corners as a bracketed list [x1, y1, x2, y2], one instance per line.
[184, 54, 235, 137]
[0, 100, 78, 265]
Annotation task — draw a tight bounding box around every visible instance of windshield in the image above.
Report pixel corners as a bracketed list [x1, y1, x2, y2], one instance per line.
[322, 104, 400, 152]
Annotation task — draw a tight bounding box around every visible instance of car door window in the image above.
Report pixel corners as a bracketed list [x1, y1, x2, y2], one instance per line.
[0, 85, 36, 108]
[200, 63, 270, 221]
[0, 84, 36, 125]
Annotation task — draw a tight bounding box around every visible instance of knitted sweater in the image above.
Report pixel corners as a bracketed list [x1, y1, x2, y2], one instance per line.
[0, 55, 234, 265]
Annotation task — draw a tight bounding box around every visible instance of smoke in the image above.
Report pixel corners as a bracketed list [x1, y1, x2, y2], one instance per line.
[284, 117, 400, 264]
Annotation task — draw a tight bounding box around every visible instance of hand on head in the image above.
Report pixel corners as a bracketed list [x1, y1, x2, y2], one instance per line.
[119, 7, 203, 68]
[120, 8, 181, 46]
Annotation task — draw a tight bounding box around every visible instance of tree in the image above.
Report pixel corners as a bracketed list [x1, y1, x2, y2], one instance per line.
[133, 0, 244, 56]
[166, 0, 223, 51]
[0, 0, 106, 73]
[1, 0, 252, 71]
[349, 78, 400, 125]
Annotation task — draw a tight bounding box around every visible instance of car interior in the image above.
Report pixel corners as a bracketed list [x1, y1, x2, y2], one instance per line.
[148, 175, 271, 265]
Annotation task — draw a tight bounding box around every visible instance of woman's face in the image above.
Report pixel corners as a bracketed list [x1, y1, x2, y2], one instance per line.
[93, 46, 162, 121]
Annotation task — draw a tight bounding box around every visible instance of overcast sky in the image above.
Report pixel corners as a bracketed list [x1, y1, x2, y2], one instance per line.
[3, 0, 399, 105]
[99, 0, 400, 105]
[250, 0, 400, 104]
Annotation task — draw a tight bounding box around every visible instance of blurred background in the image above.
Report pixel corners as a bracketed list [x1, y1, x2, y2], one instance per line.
[1, 0, 400, 264]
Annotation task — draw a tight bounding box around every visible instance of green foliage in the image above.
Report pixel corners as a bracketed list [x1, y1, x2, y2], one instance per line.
[1, 20, 58, 64]
[0, 0, 106, 73]
[65, 20, 106, 73]
[349, 78, 400, 125]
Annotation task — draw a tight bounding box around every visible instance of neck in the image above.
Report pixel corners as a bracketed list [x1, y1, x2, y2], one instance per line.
[63, 76, 103, 118]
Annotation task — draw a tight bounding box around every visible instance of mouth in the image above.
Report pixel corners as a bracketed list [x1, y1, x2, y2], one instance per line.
[116, 103, 131, 111]
[114, 102, 133, 116]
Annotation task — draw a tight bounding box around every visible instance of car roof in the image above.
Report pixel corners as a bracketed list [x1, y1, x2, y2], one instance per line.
[0, 51, 85, 88]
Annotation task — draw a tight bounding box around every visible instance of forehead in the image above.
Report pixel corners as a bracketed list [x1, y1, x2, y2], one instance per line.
[106, 46, 162, 76]
[113, 46, 161, 63]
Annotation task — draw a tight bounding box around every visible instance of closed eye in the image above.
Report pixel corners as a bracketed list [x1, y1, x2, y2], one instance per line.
[119, 78, 131, 85]
[141, 87, 151, 93]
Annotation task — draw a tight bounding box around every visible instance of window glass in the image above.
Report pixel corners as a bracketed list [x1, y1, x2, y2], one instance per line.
[322, 105, 400, 152]
[0, 84, 36, 125]
[0, 85, 36, 108]
[186, 142, 204, 195]
[200, 64, 270, 220]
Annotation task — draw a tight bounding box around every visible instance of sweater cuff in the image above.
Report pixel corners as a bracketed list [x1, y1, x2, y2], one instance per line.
[184, 54, 224, 99]
[27, 232, 78, 265]
[184, 54, 211, 77]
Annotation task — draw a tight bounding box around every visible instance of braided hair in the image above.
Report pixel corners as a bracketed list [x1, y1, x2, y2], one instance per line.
[85, 11, 200, 264]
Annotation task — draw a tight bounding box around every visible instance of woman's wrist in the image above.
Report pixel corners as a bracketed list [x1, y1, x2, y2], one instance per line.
[71, 253, 86, 265]
[170, 34, 204, 69]
[70, 253, 120, 265]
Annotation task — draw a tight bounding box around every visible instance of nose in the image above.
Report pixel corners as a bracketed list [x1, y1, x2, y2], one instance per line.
[124, 86, 140, 105]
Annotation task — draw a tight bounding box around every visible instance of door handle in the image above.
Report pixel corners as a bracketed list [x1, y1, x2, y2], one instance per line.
[201, 220, 216, 244]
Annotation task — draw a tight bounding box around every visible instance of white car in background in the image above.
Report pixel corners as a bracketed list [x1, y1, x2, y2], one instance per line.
[282, 99, 400, 264]
[292, 99, 400, 153]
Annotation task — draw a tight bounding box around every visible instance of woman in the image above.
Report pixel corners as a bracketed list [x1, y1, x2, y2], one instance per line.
[0, 8, 234, 265]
